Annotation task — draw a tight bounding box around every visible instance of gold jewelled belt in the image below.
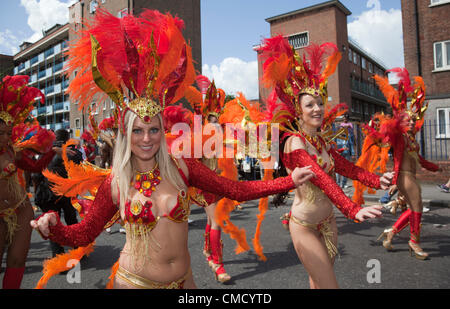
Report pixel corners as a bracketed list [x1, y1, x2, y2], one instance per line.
[115, 265, 188, 289]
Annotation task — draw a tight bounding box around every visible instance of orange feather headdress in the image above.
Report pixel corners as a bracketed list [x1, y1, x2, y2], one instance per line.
[184, 75, 226, 120]
[373, 67, 428, 131]
[65, 8, 195, 127]
[258, 36, 341, 124]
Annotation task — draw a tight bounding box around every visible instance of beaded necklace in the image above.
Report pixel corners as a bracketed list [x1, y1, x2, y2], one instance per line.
[131, 163, 162, 198]
[299, 128, 324, 154]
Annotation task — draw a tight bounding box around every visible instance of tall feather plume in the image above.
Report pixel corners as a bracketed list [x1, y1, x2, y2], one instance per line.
[322, 103, 348, 130]
[215, 158, 250, 254]
[387, 67, 413, 93]
[43, 140, 110, 198]
[321, 50, 342, 82]
[35, 243, 95, 289]
[305, 43, 339, 87]
[196, 75, 211, 95]
[184, 86, 203, 114]
[373, 74, 399, 111]
[259, 35, 294, 89]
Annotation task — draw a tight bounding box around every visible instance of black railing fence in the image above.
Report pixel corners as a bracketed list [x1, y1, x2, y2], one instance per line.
[352, 120, 449, 161]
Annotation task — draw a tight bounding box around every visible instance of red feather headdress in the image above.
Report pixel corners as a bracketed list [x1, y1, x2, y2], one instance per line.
[374, 67, 428, 131]
[65, 8, 195, 127]
[258, 36, 341, 123]
[0, 75, 44, 127]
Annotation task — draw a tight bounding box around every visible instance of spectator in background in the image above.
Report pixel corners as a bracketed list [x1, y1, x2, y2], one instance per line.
[437, 178, 450, 193]
[32, 129, 83, 257]
[336, 114, 355, 189]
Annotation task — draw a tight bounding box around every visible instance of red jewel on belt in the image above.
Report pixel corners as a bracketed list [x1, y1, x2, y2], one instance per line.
[132, 164, 162, 198]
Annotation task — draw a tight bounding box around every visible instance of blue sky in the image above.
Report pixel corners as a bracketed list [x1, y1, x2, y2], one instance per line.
[0, 0, 402, 99]
[201, 0, 401, 65]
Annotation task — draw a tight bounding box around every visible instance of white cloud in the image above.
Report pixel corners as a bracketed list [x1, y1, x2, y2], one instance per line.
[348, 0, 404, 69]
[0, 30, 21, 55]
[20, 0, 76, 43]
[202, 58, 259, 100]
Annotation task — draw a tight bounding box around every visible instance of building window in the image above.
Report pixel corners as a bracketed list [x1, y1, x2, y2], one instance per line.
[75, 118, 81, 129]
[437, 108, 450, 138]
[348, 49, 353, 62]
[90, 1, 98, 14]
[368, 62, 373, 73]
[353, 52, 358, 65]
[430, 0, 450, 6]
[117, 8, 128, 18]
[434, 40, 450, 71]
[288, 32, 309, 50]
[361, 57, 366, 70]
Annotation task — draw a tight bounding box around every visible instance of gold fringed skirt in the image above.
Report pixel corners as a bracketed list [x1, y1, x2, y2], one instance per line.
[0, 194, 27, 245]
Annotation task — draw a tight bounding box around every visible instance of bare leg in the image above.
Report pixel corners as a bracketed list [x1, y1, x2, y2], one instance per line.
[204, 202, 218, 229]
[6, 202, 33, 269]
[397, 172, 428, 259]
[290, 218, 339, 289]
[396, 172, 422, 213]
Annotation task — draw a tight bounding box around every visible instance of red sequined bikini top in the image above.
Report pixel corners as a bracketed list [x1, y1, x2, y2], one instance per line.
[124, 159, 190, 229]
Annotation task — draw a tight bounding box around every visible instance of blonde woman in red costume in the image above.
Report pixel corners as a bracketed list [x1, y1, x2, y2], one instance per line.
[0, 75, 56, 289]
[259, 36, 394, 289]
[30, 10, 313, 289]
[371, 68, 439, 260]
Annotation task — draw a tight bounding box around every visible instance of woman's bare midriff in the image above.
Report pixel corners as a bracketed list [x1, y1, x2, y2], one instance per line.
[285, 135, 335, 224]
[118, 218, 191, 285]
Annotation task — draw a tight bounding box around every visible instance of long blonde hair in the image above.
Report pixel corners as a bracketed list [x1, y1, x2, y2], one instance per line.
[111, 111, 187, 209]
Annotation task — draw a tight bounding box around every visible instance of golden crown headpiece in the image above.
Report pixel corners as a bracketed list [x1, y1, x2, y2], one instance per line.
[374, 67, 427, 129]
[258, 36, 341, 121]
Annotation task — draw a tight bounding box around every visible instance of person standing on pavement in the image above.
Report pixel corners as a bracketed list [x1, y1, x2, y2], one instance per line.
[33, 129, 83, 257]
[336, 114, 355, 189]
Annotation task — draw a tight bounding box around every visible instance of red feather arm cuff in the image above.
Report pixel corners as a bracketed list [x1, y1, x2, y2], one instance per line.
[15, 150, 55, 173]
[183, 158, 295, 202]
[418, 155, 439, 172]
[283, 149, 362, 221]
[47, 175, 118, 247]
[329, 147, 381, 189]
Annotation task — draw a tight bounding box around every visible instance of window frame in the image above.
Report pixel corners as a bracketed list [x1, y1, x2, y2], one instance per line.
[430, 0, 450, 7]
[436, 108, 450, 139]
[287, 31, 310, 50]
[433, 40, 450, 71]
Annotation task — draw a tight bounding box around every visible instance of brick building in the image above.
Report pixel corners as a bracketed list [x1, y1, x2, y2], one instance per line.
[0, 54, 14, 79]
[68, 0, 201, 137]
[401, 0, 450, 161]
[255, 0, 389, 126]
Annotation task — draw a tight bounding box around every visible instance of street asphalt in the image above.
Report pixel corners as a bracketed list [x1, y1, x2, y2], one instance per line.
[2, 182, 449, 290]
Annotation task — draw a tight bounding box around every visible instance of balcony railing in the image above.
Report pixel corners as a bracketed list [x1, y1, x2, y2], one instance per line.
[350, 79, 386, 101]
